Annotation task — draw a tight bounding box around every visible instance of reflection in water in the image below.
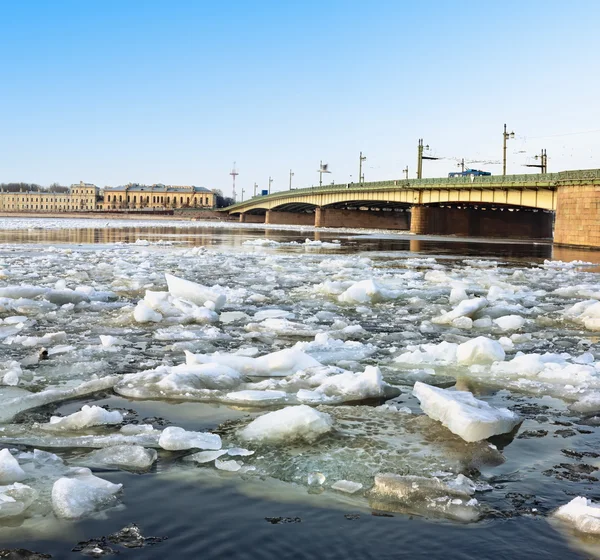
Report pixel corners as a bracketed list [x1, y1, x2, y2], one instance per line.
[1, 225, 600, 264]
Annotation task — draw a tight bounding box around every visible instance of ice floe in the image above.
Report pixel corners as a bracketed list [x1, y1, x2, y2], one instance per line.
[413, 382, 520, 442]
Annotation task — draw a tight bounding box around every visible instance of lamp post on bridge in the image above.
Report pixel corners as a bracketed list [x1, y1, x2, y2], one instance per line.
[525, 149, 548, 174]
[417, 139, 439, 179]
[268, 176, 273, 194]
[359, 152, 366, 184]
[241, 188, 245, 202]
[502, 124, 515, 175]
[289, 169, 294, 190]
[318, 161, 331, 187]
[253, 182, 258, 197]
[403, 166, 409, 180]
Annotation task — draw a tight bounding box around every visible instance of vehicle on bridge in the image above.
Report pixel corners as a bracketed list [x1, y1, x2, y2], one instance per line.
[448, 168, 492, 178]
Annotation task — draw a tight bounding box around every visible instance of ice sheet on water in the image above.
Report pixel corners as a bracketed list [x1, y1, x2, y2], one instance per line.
[0, 375, 119, 423]
[369, 473, 480, 521]
[554, 497, 600, 534]
[41, 405, 123, 431]
[218, 404, 504, 495]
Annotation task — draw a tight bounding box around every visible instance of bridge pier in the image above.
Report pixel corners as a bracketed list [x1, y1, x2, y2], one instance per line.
[554, 185, 600, 247]
[315, 208, 409, 230]
[239, 213, 265, 223]
[265, 210, 315, 226]
[410, 205, 553, 239]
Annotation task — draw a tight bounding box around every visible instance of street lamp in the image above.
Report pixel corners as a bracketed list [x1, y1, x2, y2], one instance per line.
[317, 161, 331, 187]
[359, 152, 367, 184]
[417, 139, 439, 178]
[502, 124, 515, 176]
[289, 169, 294, 190]
[525, 149, 548, 174]
[268, 176, 273, 194]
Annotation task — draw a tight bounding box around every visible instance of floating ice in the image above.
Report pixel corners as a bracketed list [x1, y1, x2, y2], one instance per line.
[72, 445, 158, 471]
[158, 426, 222, 451]
[413, 382, 520, 442]
[133, 301, 163, 323]
[493, 315, 526, 331]
[331, 480, 362, 494]
[239, 405, 334, 444]
[42, 405, 123, 431]
[456, 336, 505, 365]
[0, 375, 119, 423]
[432, 297, 488, 325]
[184, 450, 228, 463]
[52, 469, 123, 519]
[369, 473, 480, 521]
[338, 279, 399, 304]
[0, 449, 27, 484]
[215, 458, 242, 472]
[0, 483, 37, 519]
[165, 273, 226, 311]
[185, 347, 322, 377]
[555, 496, 600, 534]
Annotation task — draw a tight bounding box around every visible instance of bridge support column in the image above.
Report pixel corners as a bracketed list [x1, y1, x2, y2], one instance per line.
[239, 213, 265, 223]
[315, 208, 409, 229]
[554, 185, 600, 247]
[265, 210, 315, 226]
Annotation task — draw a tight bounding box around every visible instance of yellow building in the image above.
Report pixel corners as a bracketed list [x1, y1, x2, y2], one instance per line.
[102, 184, 215, 210]
[0, 181, 99, 212]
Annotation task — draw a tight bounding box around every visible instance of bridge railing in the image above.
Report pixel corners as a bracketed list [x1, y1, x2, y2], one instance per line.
[225, 168, 600, 211]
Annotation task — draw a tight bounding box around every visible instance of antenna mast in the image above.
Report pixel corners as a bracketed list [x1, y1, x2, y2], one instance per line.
[230, 162, 239, 201]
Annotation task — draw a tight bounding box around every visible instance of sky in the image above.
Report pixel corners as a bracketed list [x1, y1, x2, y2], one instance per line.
[1, 0, 599, 198]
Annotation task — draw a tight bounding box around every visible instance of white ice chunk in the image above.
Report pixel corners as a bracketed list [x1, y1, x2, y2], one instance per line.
[74, 445, 157, 470]
[331, 480, 363, 494]
[0, 483, 36, 519]
[186, 347, 322, 377]
[493, 315, 526, 331]
[133, 301, 162, 323]
[239, 405, 333, 444]
[0, 449, 26, 484]
[42, 405, 123, 431]
[432, 298, 488, 325]
[456, 336, 505, 365]
[52, 469, 122, 519]
[413, 381, 520, 442]
[555, 496, 600, 535]
[165, 273, 226, 311]
[158, 426, 222, 451]
[338, 279, 398, 304]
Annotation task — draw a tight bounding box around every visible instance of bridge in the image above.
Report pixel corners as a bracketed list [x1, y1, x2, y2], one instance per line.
[225, 168, 600, 247]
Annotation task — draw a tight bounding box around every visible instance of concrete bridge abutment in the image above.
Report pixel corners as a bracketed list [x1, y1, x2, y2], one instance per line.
[315, 208, 409, 230]
[409, 205, 553, 239]
[265, 210, 315, 226]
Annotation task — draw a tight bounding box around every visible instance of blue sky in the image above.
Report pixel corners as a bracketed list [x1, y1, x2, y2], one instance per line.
[1, 0, 599, 197]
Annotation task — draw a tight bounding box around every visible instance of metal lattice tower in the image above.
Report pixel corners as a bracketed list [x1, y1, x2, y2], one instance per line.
[230, 162, 239, 201]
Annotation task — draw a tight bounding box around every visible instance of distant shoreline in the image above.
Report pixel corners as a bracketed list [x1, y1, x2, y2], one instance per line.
[0, 210, 236, 222]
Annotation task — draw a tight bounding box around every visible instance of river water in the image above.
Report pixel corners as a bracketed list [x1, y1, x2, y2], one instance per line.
[1, 217, 600, 559]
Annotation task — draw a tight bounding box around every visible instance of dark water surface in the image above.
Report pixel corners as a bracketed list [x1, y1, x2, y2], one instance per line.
[1, 223, 600, 559]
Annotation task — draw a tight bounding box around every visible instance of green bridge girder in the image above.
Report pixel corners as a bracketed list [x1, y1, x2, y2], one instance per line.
[224, 168, 600, 214]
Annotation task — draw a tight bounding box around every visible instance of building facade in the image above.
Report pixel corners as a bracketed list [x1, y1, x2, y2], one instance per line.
[0, 182, 215, 212]
[101, 184, 215, 210]
[0, 181, 99, 212]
